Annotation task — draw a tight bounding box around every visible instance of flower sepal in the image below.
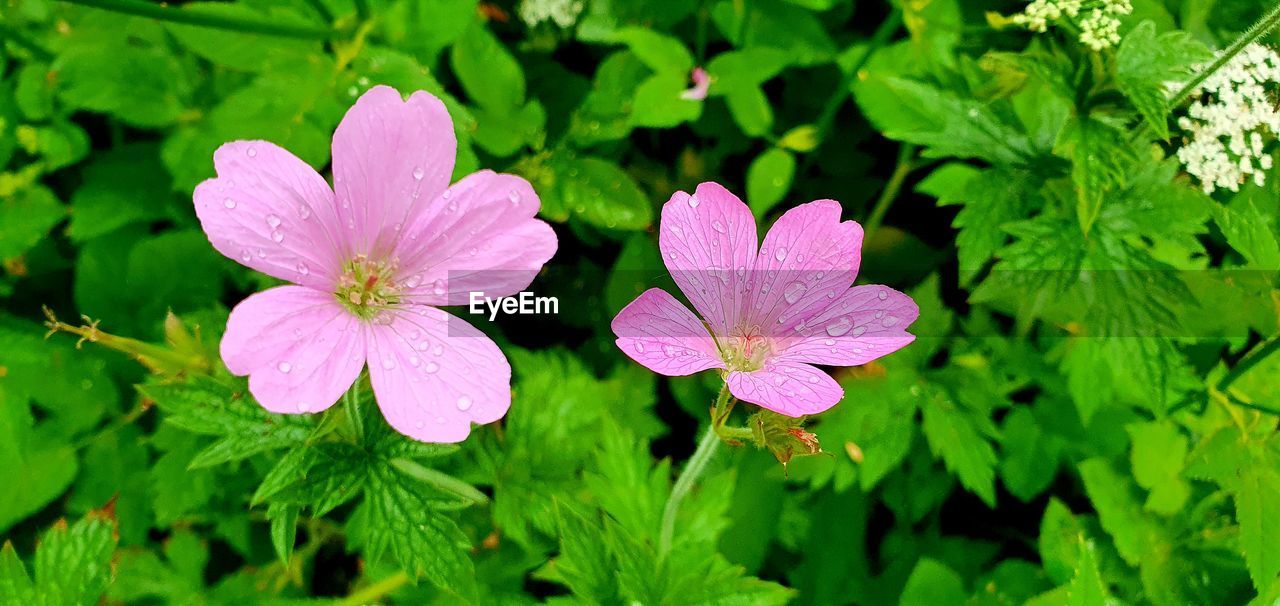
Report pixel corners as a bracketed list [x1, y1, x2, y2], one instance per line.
[748, 409, 823, 469]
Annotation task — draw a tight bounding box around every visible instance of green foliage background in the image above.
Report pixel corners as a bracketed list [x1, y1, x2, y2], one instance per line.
[2, 0, 1280, 603]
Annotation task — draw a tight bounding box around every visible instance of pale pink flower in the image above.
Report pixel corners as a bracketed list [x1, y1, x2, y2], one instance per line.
[611, 183, 918, 416]
[195, 86, 557, 442]
[680, 67, 710, 101]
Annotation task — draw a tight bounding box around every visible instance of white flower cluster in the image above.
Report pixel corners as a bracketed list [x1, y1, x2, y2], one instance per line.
[1177, 44, 1280, 194]
[1010, 0, 1132, 51]
[518, 0, 584, 28]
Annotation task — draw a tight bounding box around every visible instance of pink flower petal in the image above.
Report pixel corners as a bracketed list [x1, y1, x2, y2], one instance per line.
[331, 86, 456, 259]
[221, 286, 367, 414]
[394, 171, 557, 305]
[365, 307, 510, 443]
[194, 141, 343, 289]
[611, 287, 727, 376]
[774, 284, 919, 366]
[749, 200, 863, 336]
[680, 67, 710, 101]
[726, 361, 843, 417]
[660, 182, 758, 338]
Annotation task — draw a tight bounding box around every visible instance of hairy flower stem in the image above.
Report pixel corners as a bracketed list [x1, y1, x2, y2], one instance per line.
[1169, 1, 1280, 106]
[1218, 336, 1280, 392]
[60, 0, 339, 40]
[658, 386, 729, 559]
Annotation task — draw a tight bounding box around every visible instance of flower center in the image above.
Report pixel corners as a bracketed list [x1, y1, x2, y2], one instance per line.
[719, 327, 772, 373]
[335, 255, 401, 319]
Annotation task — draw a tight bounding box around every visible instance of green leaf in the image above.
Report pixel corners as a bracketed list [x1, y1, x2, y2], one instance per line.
[67, 144, 172, 242]
[609, 27, 693, 73]
[1116, 21, 1212, 139]
[0, 390, 79, 534]
[1077, 458, 1163, 566]
[0, 184, 62, 260]
[533, 154, 653, 230]
[1000, 407, 1058, 502]
[899, 559, 966, 606]
[853, 75, 1034, 166]
[451, 19, 525, 112]
[1125, 421, 1190, 515]
[360, 465, 474, 592]
[0, 512, 118, 606]
[54, 40, 187, 128]
[920, 384, 998, 507]
[922, 164, 1038, 281]
[707, 48, 791, 91]
[725, 85, 774, 137]
[1062, 117, 1133, 234]
[553, 504, 618, 600]
[1066, 539, 1111, 606]
[1039, 499, 1085, 585]
[746, 147, 796, 219]
[1215, 190, 1280, 268]
[1236, 462, 1280, 591]
[630, 72, 702, 128]
[266, 503, 298, 565]
[711, 0, 836, 66]
[165, 3, 319, 72]
[145, 378, 311, 468]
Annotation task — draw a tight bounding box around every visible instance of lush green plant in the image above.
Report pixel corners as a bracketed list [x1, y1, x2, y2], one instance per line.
[2, 0, 1280, 603]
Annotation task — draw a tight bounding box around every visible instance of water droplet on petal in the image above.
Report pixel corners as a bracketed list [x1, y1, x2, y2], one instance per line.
[824, 339, 835, 346]
[277, 362, 292, 373]
[431, 280, 446, 296]
[809, 376, 819, 384]
[296, 262, 310, 275]
[881, 316, 899, 327]
[826, 317, 853, 337]
[432, 344, 444, 356]
[783, 281, 807, 304]
[239, 249, 252, 262]
[296, 402, 309, 412]
[298, 204, 312, 219]
[271, 230, 284, 243]
[223, 198, 236, 209]
[424, 362, 439, 373]
[408, 356, 421, 367]
[878, 289, 888, 300]
[381, 356, 396, 370]
[508, 190, 521, 204]
[456, 396, 473, 411]
[405, 274, 422, 288]
[851, 326, 867, 337]
[266, 214, 281, 228]
[415, 420, 425, 429]
[688, 195, 700, 208]
[712, 220, 726, 233]
[775, 247, 787, 262]
[246, 147, 258, 157]
[412, 167, 424, 180]
[634, 342, 645, 353]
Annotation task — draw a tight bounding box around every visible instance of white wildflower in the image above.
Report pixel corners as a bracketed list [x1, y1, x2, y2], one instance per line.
[1010, 0, 1131, 51]
[518, 0, 584, 28]
[1176, 43, 1280, 194]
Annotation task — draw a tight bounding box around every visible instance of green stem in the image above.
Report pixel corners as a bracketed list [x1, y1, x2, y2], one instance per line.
[1169, 1, 1280, 105]
[336, 571, 410, 606]
[60, 0, 338, 40]
[353, 0, 370, 21]
[1218, 335, 1280, 392]
[658, 421, 722, 558]
[302, 0, 334, 23]
[864, 143, 916, 240]
[74, 401, 150, 449]
[813, 8, 902, 141]
[0, 24, 54, 61]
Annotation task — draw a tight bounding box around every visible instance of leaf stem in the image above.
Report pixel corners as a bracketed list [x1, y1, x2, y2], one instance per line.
[59, 0, 339, 40]
[343, 381, 365, 444]
[658, 389, 726, 559]
[1168, 1, 1280, 105]
[336, 571, 410, 606]
[1218, 335, 1280, 392]
[390, 458, 489, 505]
[813, 8, 902, 142]
[864, 143, 916, 240]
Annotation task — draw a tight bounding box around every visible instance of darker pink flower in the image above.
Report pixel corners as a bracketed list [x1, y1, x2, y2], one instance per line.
[194, 86, 557, 443]
[611, 183, 918, 416]
[680, 67, 710, 101]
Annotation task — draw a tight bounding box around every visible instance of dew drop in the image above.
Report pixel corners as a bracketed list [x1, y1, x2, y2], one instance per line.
[878, 289, 888, 300]
[296, 262, 310, 276]
[508, 190, 521, 204]
[775, 247, 787, 262]
[381, 356, 397, 370]
[277, 361, 292, 373]
[266, 214, 282, 228]
[809, 376, 819, 384]
[424, 362, 439, 373]
[409, 356, 421, 367]
[432, 344, 444, 356]
[223, 198, 236, 209]
[296, 402, 310, 412]
[405, 274, 422, 288]
[826, 317, 853, 337]
[412, 167, 424, 180]
[881, 316, 899, 327]
[688, 195, 700, 208]
[634, 342, 645, 353]
[712, 220, 726, 233]
[875, 310, 885, 319]
[246, 147, 258, 157]
[851, 326, 867, 337]
[415, 421, 425, 429]
[824, 339, 835, 346]
[431, 280, 446, 296]
[298, 204, 312, 219]
[256, 249, 266, 259]
[783, 281, 807, 304]
[456, 396, 473, 411]
[239, 249, 252, 262]
[271, 230, 284, 243]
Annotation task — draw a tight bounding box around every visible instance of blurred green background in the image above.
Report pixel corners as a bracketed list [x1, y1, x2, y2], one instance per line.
[3, 0, 1280, 604]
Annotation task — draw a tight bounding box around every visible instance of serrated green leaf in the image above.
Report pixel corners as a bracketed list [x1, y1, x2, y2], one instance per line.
[921, 385, 998, 507]
[361, 465, 474, 592]
[1116, 21, 1211, 139]
[26, 512, 118, 606]
[1237, 462, 1280, 591]
[1126, 421, 1190, 515]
